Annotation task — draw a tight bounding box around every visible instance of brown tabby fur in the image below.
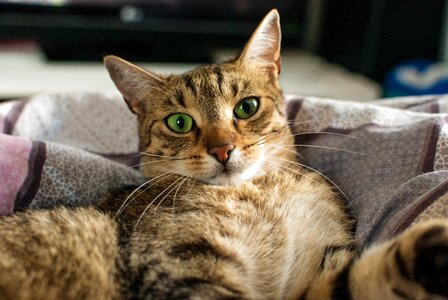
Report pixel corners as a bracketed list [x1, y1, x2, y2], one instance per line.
[0, 9, 448, 300]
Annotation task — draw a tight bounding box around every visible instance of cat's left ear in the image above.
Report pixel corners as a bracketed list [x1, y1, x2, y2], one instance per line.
[104, 55, 164, 115]
[238, 9, 282, 75]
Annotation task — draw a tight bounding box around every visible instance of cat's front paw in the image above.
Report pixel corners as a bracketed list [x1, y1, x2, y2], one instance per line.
[397, 221, 448, 298]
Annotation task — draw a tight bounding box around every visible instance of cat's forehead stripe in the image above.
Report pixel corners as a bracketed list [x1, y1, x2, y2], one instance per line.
[174, 91, 186, 108]
[213, 66, 224, 95]
[243, 80, 251, 92]
[163, 97, 175, 108]
[183, 74, 197, 97]
[231, 82, 239, 97]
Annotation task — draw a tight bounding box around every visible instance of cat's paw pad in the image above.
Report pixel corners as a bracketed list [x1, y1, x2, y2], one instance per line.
[412, 224, 448, 297]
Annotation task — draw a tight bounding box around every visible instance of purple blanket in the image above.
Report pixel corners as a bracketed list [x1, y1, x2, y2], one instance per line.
[1, 91, 448, 248]
[0, 92, 144, 214]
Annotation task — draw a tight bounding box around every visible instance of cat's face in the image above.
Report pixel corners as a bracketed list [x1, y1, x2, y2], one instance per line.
[105, 10, 295, 185]
[134, 62, 293, 185]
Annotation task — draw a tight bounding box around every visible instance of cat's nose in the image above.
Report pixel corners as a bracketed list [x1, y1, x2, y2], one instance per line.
[208, 144, 234, 164]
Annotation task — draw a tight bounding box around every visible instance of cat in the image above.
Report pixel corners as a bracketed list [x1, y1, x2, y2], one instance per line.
[0, 9, 447, 300]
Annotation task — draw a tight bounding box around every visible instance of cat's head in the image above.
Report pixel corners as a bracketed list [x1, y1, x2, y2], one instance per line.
[104, 9, 295, 185]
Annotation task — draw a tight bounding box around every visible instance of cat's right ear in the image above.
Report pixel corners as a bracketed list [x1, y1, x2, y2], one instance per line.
[237, 9, 282, 75]
[104, 55, 164, 115]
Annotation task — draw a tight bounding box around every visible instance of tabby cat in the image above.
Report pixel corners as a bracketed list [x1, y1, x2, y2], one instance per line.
[0, 9, 447, 300]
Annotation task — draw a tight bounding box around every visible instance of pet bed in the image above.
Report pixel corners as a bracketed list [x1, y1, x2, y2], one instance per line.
[1, 91, 447, 248]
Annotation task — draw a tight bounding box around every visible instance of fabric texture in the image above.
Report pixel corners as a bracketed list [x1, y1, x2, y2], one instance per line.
[0, 92, 145, 214]
[287, 95, 448, 247]
[1, 91, 448, 248]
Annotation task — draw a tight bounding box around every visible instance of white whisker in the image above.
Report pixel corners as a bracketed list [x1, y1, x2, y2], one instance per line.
[266, 158, 328, 192]
[268, 155, 356, 212]
[250, 125, 291, 147]
[287, 119, 313, 127]
[114, 180, 151, 219]
[266, 158, 343, 205]
[184, 171, 200, 199]
[114, 166, 185, 218]
[97, 159, 175, 184]
[289, 131, 357, 139]
[140, 152, 191, 160]
[134, 174, 188, 229]
[172, 170, 198, 210]
[154, 172, 194, 212]
[284, 144, 366, 156]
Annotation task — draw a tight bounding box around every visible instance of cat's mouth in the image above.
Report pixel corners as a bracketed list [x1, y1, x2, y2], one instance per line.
[207, 165, 234, 182]
[222, 166, 232, 174]
[204, 158, 265, 186]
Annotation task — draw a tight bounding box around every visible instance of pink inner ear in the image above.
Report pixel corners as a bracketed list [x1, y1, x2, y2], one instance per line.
[265, 59, 281, 76]
[124, 97, 143, 114]
[275, 57, 282, 75]
[131, 99, 143, 114]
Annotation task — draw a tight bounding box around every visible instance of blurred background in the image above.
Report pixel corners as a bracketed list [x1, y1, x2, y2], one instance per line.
[0, 0, 447, 101]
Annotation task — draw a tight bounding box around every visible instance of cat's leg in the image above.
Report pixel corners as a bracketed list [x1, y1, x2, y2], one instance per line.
[350, 220, 448, 299]
[302, 245, 357, 299]
[306, 220, 448, 299]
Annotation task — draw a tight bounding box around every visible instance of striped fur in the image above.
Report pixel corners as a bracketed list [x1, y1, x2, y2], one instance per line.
[0, 9, 447, 300]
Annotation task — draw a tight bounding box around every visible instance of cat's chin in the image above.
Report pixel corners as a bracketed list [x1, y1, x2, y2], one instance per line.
[204, 166, 266, 186]
[203, 153, 269, 185]
[205, 173, 253, 186]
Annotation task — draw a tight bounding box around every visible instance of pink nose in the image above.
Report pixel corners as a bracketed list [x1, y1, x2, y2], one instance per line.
[208, 144, 234, 164]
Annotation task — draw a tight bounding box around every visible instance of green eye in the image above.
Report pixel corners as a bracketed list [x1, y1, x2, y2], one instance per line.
[166, 113, 194, 133]
[234, 97, 259, 119]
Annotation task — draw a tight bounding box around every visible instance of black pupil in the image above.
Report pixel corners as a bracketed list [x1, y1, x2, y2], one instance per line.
[242, 101, 251, 113]
[176, 116, 185, 129]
